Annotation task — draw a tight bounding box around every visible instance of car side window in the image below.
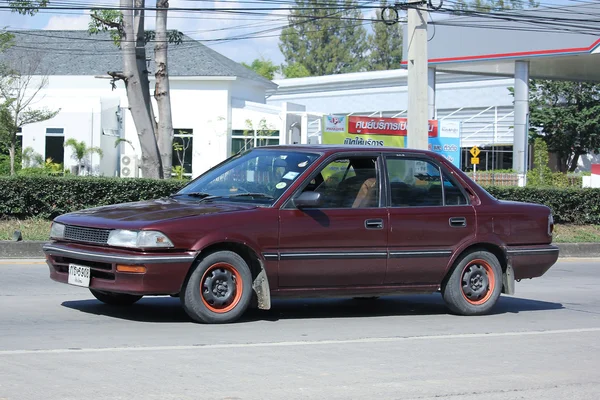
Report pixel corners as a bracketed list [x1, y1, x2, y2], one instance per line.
[302, 156, 380, 208]
[442, 172, 469, 205]
[386, 157, 467, 207]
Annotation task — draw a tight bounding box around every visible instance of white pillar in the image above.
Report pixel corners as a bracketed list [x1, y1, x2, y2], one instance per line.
[513, 61, 529, 187]
[428, 67, 436, 120]
[300, 114, 308, 144]
[407, 0, 429, 150]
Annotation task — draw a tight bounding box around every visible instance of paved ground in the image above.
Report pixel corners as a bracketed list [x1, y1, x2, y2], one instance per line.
[0, 259, 599, 400]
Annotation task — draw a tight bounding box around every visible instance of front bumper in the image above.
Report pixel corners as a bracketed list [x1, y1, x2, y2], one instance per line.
[43, 242, 197, 295]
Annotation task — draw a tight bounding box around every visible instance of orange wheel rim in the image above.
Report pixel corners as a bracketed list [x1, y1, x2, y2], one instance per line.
[200, 262, 243, 313]
[460, 259, 495, 305]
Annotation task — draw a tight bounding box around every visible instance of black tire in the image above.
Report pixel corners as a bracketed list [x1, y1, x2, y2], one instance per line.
[181, 250, 253, 324]
[89, 289, 143, 306]
[441, 250, 502, 316]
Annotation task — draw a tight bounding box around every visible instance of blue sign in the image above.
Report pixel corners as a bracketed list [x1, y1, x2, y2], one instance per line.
[428, 136, 461, 168]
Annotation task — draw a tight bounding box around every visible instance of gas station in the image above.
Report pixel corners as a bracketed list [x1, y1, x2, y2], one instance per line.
[404, 1, 600, 185]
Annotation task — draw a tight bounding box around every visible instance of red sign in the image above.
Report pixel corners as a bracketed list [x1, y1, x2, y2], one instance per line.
[348, 116, 438, 137]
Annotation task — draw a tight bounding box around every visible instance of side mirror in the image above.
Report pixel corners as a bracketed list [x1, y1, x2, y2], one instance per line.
[293, 191, 322, 208]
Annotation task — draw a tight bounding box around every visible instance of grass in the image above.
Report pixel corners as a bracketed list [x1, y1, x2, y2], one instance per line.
[1, 218, 599, 243]
[0, 218, 52, 241]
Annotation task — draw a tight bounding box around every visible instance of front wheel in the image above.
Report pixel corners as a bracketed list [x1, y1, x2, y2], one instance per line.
[442, 250, 502, 316]
[89, 289, 143, 306]
[181, 251, 252, 324]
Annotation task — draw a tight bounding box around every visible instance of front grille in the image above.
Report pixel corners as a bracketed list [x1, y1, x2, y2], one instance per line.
[64, 225, 110, 244]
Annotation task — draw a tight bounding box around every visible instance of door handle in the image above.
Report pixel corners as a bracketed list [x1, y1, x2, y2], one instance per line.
[449, 217, 467, 228]
[365, 219, 384, 230]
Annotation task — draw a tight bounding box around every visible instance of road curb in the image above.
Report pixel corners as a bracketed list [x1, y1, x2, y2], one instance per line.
[1, 241, 599, 259]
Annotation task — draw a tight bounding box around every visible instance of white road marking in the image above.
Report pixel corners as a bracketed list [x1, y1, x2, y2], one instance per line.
[1, 327, 599, 356]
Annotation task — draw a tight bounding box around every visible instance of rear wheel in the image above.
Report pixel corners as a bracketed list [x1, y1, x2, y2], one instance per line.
[89, 289, 143, 306]
[181, 251, 252, 324]
[442, 250, 502, 316]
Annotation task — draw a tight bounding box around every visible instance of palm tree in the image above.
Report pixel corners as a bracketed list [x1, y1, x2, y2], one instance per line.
[64, 138, 103, 175]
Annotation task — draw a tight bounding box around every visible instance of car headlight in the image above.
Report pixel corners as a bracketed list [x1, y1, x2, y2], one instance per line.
[107, 230, 174, 248]
[50, 222, 65, 239]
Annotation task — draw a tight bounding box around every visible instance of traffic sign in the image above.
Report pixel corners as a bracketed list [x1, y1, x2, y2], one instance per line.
[471, 157, 480, 165]
[470, 146, 480, 158]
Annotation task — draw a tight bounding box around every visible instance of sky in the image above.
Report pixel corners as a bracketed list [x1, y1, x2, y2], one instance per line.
[0, 0, 581, 66]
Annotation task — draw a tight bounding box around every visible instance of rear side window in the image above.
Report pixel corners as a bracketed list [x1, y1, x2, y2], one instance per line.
[386, 157, 468, 207]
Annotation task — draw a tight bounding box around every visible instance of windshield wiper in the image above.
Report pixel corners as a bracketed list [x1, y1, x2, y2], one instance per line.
[227, 193, 274, 200]
[170, 192, 212, 198]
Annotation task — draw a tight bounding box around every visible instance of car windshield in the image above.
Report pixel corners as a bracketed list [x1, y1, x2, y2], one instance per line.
[173, 148, 320, 205]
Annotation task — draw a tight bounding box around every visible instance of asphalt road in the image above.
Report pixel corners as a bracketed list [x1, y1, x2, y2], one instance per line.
[1, 259, 599, 400]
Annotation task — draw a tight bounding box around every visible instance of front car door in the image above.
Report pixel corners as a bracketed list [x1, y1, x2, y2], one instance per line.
[384, 155, 476, 286]
[277, 153, 388, 288]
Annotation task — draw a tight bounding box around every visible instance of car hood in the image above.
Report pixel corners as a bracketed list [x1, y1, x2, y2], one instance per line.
[56, 198, 258, 227]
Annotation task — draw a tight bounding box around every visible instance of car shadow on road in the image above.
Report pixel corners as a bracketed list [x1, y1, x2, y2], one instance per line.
[61, 293, 563, 324]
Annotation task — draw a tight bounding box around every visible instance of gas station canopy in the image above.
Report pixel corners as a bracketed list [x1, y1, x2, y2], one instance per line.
[402, 2, 600, 81]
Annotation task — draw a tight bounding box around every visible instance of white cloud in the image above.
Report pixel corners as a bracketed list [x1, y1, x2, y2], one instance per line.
[166, 0, 289, 64]
[43, 11, 91, 30]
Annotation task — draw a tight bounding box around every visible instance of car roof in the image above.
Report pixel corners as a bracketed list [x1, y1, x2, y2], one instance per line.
[255, 144, 437, 157]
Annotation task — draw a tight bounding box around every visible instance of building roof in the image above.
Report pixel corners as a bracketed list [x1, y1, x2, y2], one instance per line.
[1, 30, 276, 87]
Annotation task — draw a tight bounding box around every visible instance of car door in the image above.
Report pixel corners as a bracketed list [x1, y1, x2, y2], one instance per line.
[384, 155, 476, 286]
[277, 153, 388, 288]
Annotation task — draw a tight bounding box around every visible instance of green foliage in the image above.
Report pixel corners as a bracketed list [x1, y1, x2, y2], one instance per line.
[368, 1, 403, 71]
[0, 176, 187, 219]
[88, 10, 123, 45]
[171, 165, 187, 180]
[281, 63, 311, 78]
[528, 80, 600, 172]
[527, 137, 553, 187]
[241, 58, 280, 80]
[279, 0, 368, 76]
[21, 146, 43, 168]
[63, 138, 103, 176]
[453, 0, 538, 12]
[89, 11, 184, 48]
[7, 0, 49, 16]
[484, 187, 600, 225]
[0, 30, 14, 52]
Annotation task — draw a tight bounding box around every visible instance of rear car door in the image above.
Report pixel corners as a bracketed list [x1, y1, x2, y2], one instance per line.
[277, 153, 388, 288]
[384, 155, 476, 286]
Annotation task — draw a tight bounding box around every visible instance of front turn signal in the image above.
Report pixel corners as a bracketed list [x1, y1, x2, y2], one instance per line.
[116, 265, 147, 273]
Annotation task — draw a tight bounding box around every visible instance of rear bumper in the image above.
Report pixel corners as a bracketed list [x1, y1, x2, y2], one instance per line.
[506, 244, 559, 280]
[43, 242, 197, 295]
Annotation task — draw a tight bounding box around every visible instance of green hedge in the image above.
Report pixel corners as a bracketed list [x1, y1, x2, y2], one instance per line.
[0, 176, 186, 220]
[484, 187, 600, 225]
[0, 176, 598, 225]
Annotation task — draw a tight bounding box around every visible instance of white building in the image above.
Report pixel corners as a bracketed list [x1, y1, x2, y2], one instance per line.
[3, 30, 305, 178]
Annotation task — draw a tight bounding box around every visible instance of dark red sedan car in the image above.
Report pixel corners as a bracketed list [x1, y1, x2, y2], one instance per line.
[43, 145, 559, 323]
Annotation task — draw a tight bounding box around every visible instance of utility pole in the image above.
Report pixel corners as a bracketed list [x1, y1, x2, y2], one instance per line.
[406, 0, 429, 150]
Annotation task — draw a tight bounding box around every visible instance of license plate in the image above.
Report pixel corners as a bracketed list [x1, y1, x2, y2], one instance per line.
[68, 264, 91, 287]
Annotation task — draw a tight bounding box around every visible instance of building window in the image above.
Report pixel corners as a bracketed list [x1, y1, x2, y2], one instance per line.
[172, 129, 193, 176]
[231, 123, 279, 154]
[45, 128, 64, 165]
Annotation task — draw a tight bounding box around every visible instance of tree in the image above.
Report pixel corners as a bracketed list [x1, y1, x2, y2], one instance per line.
[89, 4, 182, 179]
[453, 0, 538, 12]
[281, 63, 311, 79]
[279, 0, 369, 76]
[0, 54, 59, 175]
[368, 1, 402, 71]
[528, 80, 600, 173]
[64, 138, 104, 175]
[241, 58, 280, 80]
